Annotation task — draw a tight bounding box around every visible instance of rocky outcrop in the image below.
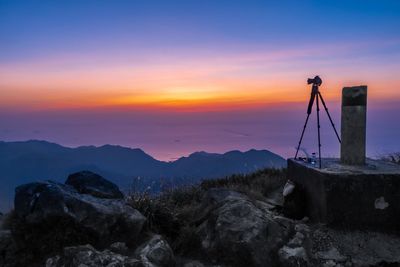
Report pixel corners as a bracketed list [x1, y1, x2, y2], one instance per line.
[66, 170, 124, 199]
[45, 244, 143, 267]
[12, 179, 145, 262]
[195, 188, 292, 267]
[135, 235, 175, 267]
[5, 169, 400, 267]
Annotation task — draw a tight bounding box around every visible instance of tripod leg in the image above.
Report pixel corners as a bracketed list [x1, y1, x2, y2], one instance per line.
[295, 113, 311, 158]
[316, 93, 322, 168]
[318, 92, 341, 143]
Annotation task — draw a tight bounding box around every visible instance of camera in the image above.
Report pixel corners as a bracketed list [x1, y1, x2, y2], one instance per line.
[307, 76, 322, 86]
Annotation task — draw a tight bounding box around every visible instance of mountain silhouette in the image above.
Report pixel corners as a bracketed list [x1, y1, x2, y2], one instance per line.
[0, 140, 286, 211]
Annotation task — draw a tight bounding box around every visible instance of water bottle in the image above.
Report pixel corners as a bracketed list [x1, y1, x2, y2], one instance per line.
[311, 153, 316, 165]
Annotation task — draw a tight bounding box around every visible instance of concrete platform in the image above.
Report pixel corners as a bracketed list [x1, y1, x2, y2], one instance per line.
[287, 158, 400, 231]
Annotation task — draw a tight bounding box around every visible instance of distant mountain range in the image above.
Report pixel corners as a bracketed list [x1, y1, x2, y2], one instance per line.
[0, 140, 286, 212]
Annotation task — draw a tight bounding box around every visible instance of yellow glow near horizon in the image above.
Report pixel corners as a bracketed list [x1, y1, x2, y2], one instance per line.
[1, 43, 400, 112]
[1, 75, 398, 112]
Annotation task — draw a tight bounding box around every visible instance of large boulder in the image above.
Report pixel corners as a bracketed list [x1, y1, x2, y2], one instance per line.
[66, 171, 124, 199]
[13, 180, 145, 260]
[45, 244, 143, 267]
[195, 188, 292, 267]
[135, 235, 175, 267]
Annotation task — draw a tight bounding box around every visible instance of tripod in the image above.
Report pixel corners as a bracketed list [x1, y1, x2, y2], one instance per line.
[294, 76, 341, 168]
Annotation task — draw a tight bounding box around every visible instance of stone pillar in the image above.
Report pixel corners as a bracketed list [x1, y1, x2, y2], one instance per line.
[340, 86, 367, 165]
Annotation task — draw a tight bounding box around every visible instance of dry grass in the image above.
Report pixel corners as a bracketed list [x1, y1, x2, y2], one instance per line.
[126, 185, 203, 244]
[127, 168, 287, 255]
[201, 168, 286, 201]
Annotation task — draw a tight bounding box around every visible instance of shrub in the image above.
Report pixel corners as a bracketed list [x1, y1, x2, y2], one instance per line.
[126, 192, 180, 239]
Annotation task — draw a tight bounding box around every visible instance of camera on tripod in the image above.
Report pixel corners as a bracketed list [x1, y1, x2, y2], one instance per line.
[307, 76, 322, 86]
[295, 75, 341, 168]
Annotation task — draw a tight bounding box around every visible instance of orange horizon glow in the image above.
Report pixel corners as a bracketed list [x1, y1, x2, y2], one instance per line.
[1, 41, 400, 112]
[1, 77, 399, 112]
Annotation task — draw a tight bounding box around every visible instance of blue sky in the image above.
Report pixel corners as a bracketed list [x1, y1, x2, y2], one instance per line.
[0, 0, 399, 160]
[2, 0, 399, 62]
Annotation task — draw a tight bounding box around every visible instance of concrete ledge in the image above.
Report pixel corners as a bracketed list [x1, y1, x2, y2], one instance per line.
[287, 158, 400, 231]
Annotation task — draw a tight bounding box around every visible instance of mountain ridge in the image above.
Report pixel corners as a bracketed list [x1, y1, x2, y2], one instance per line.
[0, 140, 286, 212]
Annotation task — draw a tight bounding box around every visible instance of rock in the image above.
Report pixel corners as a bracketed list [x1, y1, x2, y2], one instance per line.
[66, 171, 124, 199]
[309, 226, 400, 267]
[322, 260, 338, 267]
[277, 221, 312, 267]
[196, 188, 292, 267]
[316, 247, 346, 262]
[278, 246, 309, 267]
[295, 223, 310, 234]
[183, 261, 205, 267]
[135, 235, 175, 267]
[13, 180, 145, 258]
[283, 181, 307, 219]
[45, 244, 143, 267]
[287, 232, 305, 247]
[109, 242, 129, 254]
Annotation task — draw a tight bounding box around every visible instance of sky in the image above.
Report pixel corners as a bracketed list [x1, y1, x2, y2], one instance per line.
[0, 0, 399, 160]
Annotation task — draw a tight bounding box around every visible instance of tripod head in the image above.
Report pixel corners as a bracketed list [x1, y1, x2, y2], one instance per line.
[307, 75, 322, 114]
[307, 76, 322, 87]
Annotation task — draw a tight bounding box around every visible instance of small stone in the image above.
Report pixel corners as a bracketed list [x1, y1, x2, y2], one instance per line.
[46, 245, 142, 267]
[109, 242, 129, 254]
[323, 260, 337, 267]
[295, 223, 310, 233]
[301, 216, 310, 222]
[278, 246, 309, 267]
[316, 247, 346, 262]
[135, 235, 174, 267]
[184, 260, 205, 267]
[288, 232, 305, 247]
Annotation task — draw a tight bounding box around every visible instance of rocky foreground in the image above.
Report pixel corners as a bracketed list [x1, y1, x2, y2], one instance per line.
[1, 170, 400, 267]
